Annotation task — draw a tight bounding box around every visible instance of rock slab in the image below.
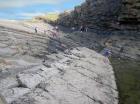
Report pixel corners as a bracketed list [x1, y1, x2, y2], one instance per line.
[1, 47, 118, 104]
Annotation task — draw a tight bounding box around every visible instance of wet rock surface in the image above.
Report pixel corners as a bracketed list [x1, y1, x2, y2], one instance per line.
[0, 24, 118, 104]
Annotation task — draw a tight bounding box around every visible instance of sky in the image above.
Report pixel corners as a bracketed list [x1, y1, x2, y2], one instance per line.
[0, 0, 84, 20]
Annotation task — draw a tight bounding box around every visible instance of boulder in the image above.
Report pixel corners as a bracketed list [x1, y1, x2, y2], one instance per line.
[17, 73, 44, 89]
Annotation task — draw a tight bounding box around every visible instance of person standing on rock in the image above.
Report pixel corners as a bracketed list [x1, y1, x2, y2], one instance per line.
[71, 27, 75, 32]
[119, 46, 124, 59]
[85, 25, 88, 32]
[120, 46, 124, 53]
[80, 25, 85, 32]
[55, 26, 59, 32]
[103, 48, 111, 58]
[102, 48, 112, 64]
[48, 27, 59, 38]
[35, 27, 38, 33]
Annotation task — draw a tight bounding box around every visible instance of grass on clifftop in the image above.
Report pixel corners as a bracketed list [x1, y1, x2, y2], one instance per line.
[111, 58, 140, 104]
[35, 13, 59, 22]
[45, 13, 59, 21]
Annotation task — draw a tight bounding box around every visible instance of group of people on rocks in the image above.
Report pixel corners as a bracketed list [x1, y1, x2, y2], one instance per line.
[47, 26, 59, 38]
[79, 25, 88, 32]
[34, 25, 125, 64]
[34, 26, 59, 38]
[34, 24, 88, 36]
[71, 25, 88, 32]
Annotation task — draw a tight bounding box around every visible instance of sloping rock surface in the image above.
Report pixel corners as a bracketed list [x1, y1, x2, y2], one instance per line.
[0, 22, 118, 104]
[1, 47, 118, 104]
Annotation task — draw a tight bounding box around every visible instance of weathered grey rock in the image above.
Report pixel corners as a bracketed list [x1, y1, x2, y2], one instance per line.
[0, 88, 30, 104]
[0, 47, 118, 104]
[12, 88, 59, 104]
[17, 73, 44, 89]
[0, 94, 7, 104]
[0, 24, 119, 104]
[0, 77, 19, 91]
[16, 64, 60, 89]
[0, 48, 17, 57]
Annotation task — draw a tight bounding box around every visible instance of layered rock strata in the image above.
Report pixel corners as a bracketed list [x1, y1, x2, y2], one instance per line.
[0, 47, 118, 104]
[57, 0, 140, 29]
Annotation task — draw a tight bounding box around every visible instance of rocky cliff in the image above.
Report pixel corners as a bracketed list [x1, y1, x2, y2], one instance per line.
[119, 0, 140, 25]
[57, 0, 140, 30]
[56, 0, 140, 61]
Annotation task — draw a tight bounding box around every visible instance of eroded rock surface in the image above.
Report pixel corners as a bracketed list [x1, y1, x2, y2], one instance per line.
[0, 23, 118, 104]
[0, 47, 118, 104]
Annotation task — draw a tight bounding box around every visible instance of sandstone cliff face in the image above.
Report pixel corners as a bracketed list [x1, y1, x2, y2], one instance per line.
[57, 0, 140, 29]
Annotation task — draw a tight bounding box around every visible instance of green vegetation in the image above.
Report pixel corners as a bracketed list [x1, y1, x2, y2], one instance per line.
[111, 58, 140, 104]
[35, 13, 59, 22]
[44, 13, 59, 21]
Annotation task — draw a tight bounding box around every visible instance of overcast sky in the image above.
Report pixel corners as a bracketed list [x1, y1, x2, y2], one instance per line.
[0, 0, 84, 20]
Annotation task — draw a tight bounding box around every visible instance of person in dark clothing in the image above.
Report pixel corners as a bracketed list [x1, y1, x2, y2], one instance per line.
[118, 47, 124, 59]
[35, 27, 37, 33]
[120, 47, 124, 53]
[80, 25, 85, 32]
